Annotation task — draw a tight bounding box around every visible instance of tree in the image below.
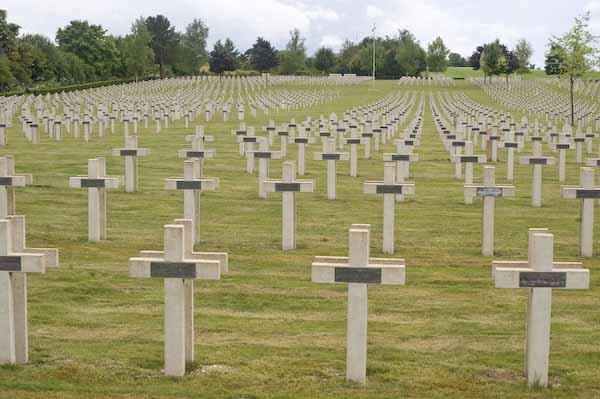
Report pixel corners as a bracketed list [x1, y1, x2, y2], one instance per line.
[145, 15, 178, 78]
[209, 38, 238, 74]
[0, 53, 16, 91]
[514, 39, 533, 73]
[124, 17, 154, 80]
[314, 47, 336, 73]
[448, 52, 468, 67]
[544, 43, 562, 75]
[469, 45, 484, 70]
[279, 28, 306, 74]
[0, 10, 20, 55]
[247, 37, 279, 72]
[480, 40, 506, 83]
[178, 18, 209, 75]
[549, 12, 600, 127]
[56, 20, 117, 79]
[427, 36, 449, 72]
[396, 30, 427, 76]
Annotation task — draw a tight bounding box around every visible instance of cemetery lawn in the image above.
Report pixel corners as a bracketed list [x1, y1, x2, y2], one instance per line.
[1, 80, 599, 399]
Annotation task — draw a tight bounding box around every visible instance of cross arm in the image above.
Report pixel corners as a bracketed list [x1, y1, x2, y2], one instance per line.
[178, 149, 215, 159]
[164, 177, 219, 191]
[185, 135, 214, 142]
[129, 257, 221, 280]
[451, 154, 486, 163]
[561, 186, 600, 200]
[364, 181, 415, 195]
[494, 267, 589, 289]
[585, 159, 600, 167]
[0, 175, 28, 187]
[313, 152, 350, 161]
[22, 248, 58, 268]
[311, 261, 405, 285]
[464, 184, 515, 198]
[519, 157, 555, 165]
[383, 153, 419, 162]
[139, 250, 228, 273]
[247, 150, 282, 160]
[263, 179, 315, 193]
[0, 253, 45, 273]
[491, 260, 582, 277]
[69, 176, 122, 189]
[111, 148, 150, 157]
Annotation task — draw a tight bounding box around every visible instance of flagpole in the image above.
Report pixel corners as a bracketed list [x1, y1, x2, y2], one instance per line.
[372, 23, 376, 83]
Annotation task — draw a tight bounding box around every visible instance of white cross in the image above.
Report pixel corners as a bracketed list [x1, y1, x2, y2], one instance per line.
[111, 136, 149, 192]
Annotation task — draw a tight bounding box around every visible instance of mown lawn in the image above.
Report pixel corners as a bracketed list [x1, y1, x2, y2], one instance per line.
[0, 79, 598, 398]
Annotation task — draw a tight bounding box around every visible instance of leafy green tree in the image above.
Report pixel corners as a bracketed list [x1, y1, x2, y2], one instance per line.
[56, 20, 116, 79]
[279, 28, 306, 74]
[0, 53, 16, 91]
[0, 10, 20, 54]
[145, 15, 178, 78]
[480, 40, 506, 82]
[178, 18, 209, 75]
[247, 37, 279, 72]
[396, 30, 427, 76]
[544, 43, 562, 75]
[514, 39, 533, 72]
[124, 18, 154, 80]
[469, 45, 484, 70]
[549, 12, 600, 126]
[427, 36, 449, 72]
[314, 47, 336, 73]
[448, 52, 468, 67]
[209, 38, 238, 74]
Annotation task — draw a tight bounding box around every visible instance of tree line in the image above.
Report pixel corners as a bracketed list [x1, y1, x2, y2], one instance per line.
[1, 8, 541, 93]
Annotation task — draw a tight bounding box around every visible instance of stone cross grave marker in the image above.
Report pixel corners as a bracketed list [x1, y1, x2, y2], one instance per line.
[311, 224, 406, 384]
[0, 156, 32, 217]
[0, 215, 58, 365]
[560, 167, 600, 257]
[464, 165, 515, 256]
[500, 131, 522, 181]
[111, 136, 149, 193]
[263, 161, 314, 250]
[364, 162, 415, 254]
[129, 222, 222, 377]
[520, 137, 555, 207]
[313, 138, 349, 200]
[165, 160, 218, 245]
[69, 158, 122, 241]
[383, 148, 419, 203]
[247, 137, 281, 199]
[492, 230, 589, 387]
[293, 130, 313, 176]
[178, 136, 215, 178]
[451, 141, 486, 204]
[551, 137, 574, 183]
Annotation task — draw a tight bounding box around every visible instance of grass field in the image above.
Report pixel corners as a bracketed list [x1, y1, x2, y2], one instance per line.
[439, 66, 600, 80]
[0, 80, 598, 398]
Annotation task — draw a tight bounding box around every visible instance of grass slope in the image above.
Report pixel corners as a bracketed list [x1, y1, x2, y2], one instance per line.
[0, 80, 598, 398]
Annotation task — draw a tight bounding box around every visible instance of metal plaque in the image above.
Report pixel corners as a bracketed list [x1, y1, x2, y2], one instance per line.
[319, 132, 331, 137]
[253, 152, 272, 159]
[275, 183, 301, 192]
[362, 133, 373, 138]
[376, 185, 404, 194]
[176, 180, 202, 190]
[0, 177, 13, 186]
[278, 131, 289, 136]
[235, 130, 247, 135]
[334, 267, 382, 284]
[150, 262, 196, 278]
[186, 151, 206, 158]
[556, 144, 571, 150]
[295, 138, 309, 144]
[0, 256, 21, 272]
[504, 142, 518, 148]
[452, 141, 465, 147]
[120, 149, 138, 156]
[392, 154, 410, 161]
[243, 137, 257, 143]
[529, 158, 548, 165]
[404, 140, 414, 145]
[476, 187, 503, 197]
[461, 156, 479, 163]
[519, 272, 566, 288]
[576, 189, 600, 199]
[346, 139, 361, 145]
[81, 179, 106, 188]
[322, 154, 341, 160]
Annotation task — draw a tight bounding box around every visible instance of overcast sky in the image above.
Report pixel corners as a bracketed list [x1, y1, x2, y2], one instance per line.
[4, 0, 600, 67]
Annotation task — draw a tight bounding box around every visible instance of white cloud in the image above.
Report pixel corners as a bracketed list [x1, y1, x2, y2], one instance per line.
[319, 35, 344, 50]
[366, 5, 385, 19]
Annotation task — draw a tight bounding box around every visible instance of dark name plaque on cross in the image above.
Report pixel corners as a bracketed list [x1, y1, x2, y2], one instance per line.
[322, 154, 341, 160]
[0, 256, 22, 272]
[576, 189, 600, 199]
[278, 131, 289, 136]
[176, 180, 202, 190]
[346, 139, 361, 145]
[362, 133, 373, 138]
[461, 156, 479, 163]
[120, 149, 138, 156]
[295, 138, 309, 144]
[404, 140, 414, 145]
[392, 154, 410, 161]
[376, 185, 404, 194]
[529, 158, 548, 165]
[151, 262, 196, 279]
[334, 267, 382, 284]
[186, 151, 206, 158]
[556, 144, 571, 150]
[477, 187, 503, 197]
[253, 152, 272, 159]
[320, 132, 331, 137]
[243, 137, 257, 143]
[452, 141, 465, 147]
[519, 272, 566, 288]
[504, 142, 518, 148]
[81, 179, 106, 188]
[0, 177, 13, 186]
[275, 183, 301, 192]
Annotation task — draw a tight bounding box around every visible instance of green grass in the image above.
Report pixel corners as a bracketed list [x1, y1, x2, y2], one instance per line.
[0, 80, 599, 398]
[439, 66, 600, 80]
